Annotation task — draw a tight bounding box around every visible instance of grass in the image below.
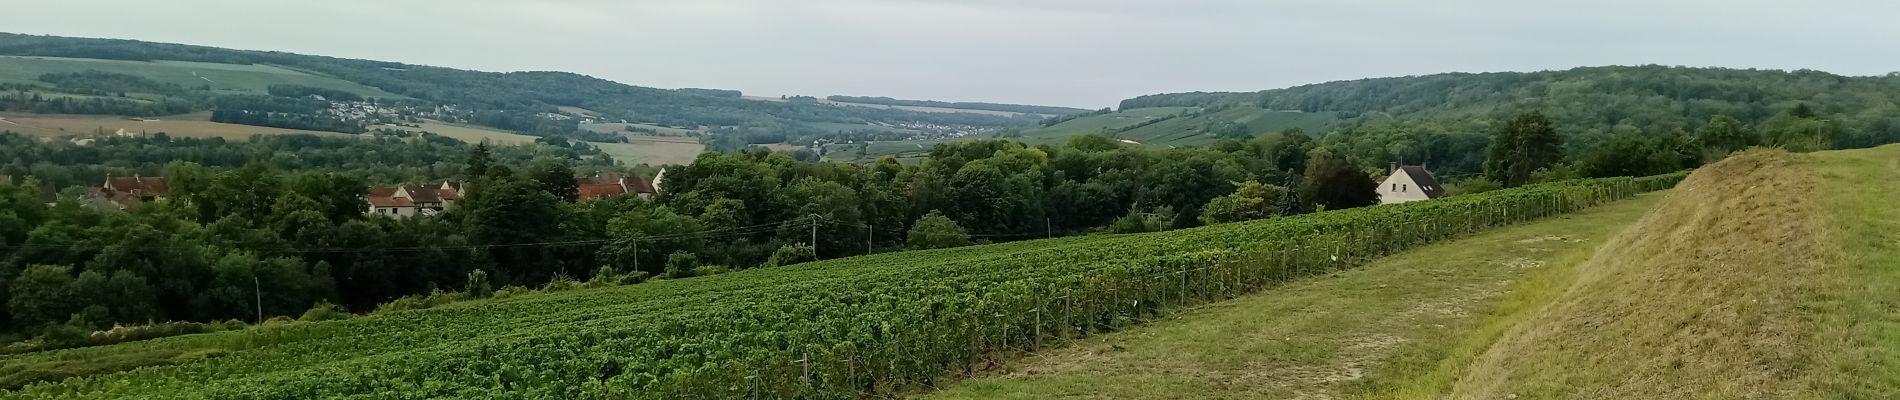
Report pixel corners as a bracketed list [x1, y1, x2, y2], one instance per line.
[0, 111, 349, 139]
[0, 56, 401, 98]
[925, 146, 1900, 398]
[1436, 150, 1840, 399]
[924, 191, 1664, 399]
[1807, 145, 1900, 397]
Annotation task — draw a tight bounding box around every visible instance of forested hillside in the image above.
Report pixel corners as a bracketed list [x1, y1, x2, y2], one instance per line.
[1113, 66, 1900, 176]
[0, 33, 1037, 139]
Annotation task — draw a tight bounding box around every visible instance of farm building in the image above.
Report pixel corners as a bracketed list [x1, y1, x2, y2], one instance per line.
[86, 174, 168, 209]
[1377, 163, 1444, 204]
[367, 181, 465, 217]
[577, 173, 657, 201]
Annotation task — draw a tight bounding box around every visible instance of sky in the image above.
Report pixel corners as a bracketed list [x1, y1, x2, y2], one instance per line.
[10, 0, 1900, 108]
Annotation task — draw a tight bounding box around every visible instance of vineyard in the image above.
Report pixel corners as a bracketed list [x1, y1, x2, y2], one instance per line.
[2, 173, 1682, 399]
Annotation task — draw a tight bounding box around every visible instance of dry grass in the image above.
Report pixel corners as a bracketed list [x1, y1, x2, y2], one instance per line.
[0, 112, 348, 140]
[1447, 149, 1842, 399]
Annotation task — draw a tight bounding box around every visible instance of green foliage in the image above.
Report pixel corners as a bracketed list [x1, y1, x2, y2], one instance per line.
[0, 34, 1037, 136]
[1696, 115, 1758, 160]
[298, 302, 353, 322]
[464, 270, 493, 299]
[491, 285, 532, 300]
[9, 265, 78, 329]
[0, 171, 1683, 398]
[1200, 181, 1288, 225]
[691, 265, 732, 277]
[907, 210, 972, 250]
[663, 251, 699, 278]
[1109, 206, 1175, 234]
[1445, 177, 1503, 196]
[1485, 112, 1565, 187]
[764, 244, 816, 267]
[1299, 150, 1379, 211]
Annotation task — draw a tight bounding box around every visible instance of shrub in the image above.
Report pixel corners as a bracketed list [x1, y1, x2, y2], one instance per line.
[692, 265, 731, 276]
[466, 270, 494, 299]
[763, 244, 816, 268]
[906, 210, 971, 250]
[1446, 177, 1503, 196]
[541, 274, 579, 292]
[89, 322, 206, 345]
[1110, 206, 1173, 234]
[39, 324, 91, 350]
[492, 285, 533, 300]
[298, 302, 354, 322]
[664, 251, 699, 278]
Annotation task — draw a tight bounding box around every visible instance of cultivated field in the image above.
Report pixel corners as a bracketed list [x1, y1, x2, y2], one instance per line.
[1012, 106, 1195, 143]
[936, 146, 1900, 399]
[380, 120, 704, 166]
[0, 174, 1674, 399]
[1113, 108, 1336, 146]
[929, 190, 1664, 399]
[741, 95, 1046, 117]
[580, 122, 700, 137]
[0, 112, 349, 139]
[0, 56, 402, 98]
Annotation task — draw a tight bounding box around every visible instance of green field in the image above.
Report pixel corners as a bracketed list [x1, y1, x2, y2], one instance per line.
[1014, 107, 1195, 142]
[927, 189, 1664, 399]
[0, 56, 403, 98]
[931, 146, 1900, 399]
[580, 122, 701, 136]
[1113, 107, 1337, 146]
[0, 174, 1674, 398]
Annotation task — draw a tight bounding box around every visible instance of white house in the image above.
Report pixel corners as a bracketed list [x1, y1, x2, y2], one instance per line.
[1377, 163, 1445, 204]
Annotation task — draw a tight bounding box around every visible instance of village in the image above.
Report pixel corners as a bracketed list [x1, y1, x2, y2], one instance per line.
[67, 169, 666, 215]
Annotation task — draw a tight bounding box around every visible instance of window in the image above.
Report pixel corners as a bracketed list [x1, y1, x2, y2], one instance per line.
[1402, 184, 1408, 192]
[1391, 183, 1398, 191]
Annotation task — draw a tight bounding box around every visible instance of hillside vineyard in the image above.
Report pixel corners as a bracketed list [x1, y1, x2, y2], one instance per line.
[5, 173, 1682, 399]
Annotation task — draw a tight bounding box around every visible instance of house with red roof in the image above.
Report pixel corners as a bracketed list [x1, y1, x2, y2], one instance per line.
[87, 174, 167, 209]
[367, 181, 466, 217]
[576, 173, 656, 201]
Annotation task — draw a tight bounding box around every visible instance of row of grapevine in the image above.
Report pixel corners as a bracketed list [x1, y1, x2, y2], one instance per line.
[6, 173, 1684, 399]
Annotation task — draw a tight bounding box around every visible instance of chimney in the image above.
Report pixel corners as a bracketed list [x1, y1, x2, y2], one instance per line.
[1389, 162, 1398, 175]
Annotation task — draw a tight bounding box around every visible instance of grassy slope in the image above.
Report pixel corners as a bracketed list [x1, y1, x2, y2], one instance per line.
[927, 145, 1900, 400]
[1439, 149, 1849, 399]
[1811, 146, 1900, 397]
[0, 56, 401, 98]
[924, 192, 1663, 399]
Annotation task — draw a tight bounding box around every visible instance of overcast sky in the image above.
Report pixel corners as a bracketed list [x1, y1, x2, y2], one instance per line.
[11, 0, 1899, 108]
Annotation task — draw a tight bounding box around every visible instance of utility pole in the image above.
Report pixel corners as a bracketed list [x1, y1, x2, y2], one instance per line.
[809, 214, 820, 255]
[1045, 217, 1052, 239]
[866, 223, 874, 254]
[253, 275, 263, 325]
[633, 239, 640, 273]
